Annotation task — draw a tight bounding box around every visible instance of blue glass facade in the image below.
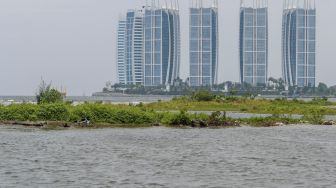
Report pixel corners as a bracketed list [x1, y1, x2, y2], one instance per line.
[239, 5, 268, 86]
[144, 7, 180, 87]
[125, 10, 144, 85]
[189, 6, 218, 87]
[117, 17, 126, 84]
[282, 6, 316, 88]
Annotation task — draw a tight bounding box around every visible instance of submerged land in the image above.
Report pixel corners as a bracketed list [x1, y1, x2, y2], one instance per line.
[0, 92, 336, 129]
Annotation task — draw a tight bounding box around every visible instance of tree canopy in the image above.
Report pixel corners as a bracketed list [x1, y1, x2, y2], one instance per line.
[36, 80, 64, 104]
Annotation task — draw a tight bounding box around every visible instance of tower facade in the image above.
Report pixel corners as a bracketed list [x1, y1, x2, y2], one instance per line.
[117, 16, 127, 84]
[239, 0, 268, 86]
[144, 1, 181, 87]
[125, 10, 144, 85]
[189, 0, 218, 87]
[282, 0, 316, 87]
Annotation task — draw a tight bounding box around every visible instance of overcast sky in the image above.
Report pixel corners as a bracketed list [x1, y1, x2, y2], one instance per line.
[0, 0, 335, 96]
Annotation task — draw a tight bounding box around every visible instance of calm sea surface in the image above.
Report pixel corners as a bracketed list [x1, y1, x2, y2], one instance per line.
[0, 125, 336, 188]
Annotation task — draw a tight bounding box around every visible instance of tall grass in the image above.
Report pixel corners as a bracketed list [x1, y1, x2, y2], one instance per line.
[0, 99, 333, 127]
[146, 96, 336, 115]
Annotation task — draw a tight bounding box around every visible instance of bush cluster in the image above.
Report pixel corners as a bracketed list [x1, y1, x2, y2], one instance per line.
[36, 80, 64, 104]
[0, 103, 157, 125]
[0, 104, 239, 127]
[191, 90, 215, 102]
[0, 99, 332, 127]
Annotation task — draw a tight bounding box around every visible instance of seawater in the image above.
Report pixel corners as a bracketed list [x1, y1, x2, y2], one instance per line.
[0, 125, 336, 187]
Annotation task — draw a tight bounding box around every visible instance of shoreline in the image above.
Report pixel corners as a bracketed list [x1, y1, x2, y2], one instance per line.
[1, 119, 334, 130]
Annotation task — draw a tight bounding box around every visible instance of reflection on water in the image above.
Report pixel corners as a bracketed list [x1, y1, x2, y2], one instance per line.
[0, 126, 336, 187]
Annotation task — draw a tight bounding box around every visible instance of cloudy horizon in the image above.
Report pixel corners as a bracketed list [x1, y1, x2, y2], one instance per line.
[0, 0, 335, 96]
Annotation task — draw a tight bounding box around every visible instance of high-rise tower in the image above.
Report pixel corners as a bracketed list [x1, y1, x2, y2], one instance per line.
[282, 0, 316, 87]
[117, 15, 127, 84]
[239, 0, 268, 86]
[189, 0, 218, 87]
[125, 10, 144, 85]
[144, 0, 181, 87]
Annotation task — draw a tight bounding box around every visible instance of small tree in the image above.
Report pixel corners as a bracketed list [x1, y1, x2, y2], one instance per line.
[36, 80, 63, 104]
[317, 82, 329, 95]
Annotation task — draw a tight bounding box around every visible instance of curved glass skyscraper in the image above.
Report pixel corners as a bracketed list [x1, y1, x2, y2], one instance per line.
[282, 0, 316, 87]
[144, 2, 181, 87]
[239, 0, 268, 86]
[115, 10, 145, 85]
[189, 0, 218, 87]
[117, 15, 127, 84]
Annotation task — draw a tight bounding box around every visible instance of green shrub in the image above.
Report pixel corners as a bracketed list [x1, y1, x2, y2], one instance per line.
[36, 80, 63, 104]
[37, 103, 70, 121]
[191, 90, 215, 102]
[208, 111, 222, 126]
[68, 104, 155, 124]
[303, 109, 324, 125]
[0, 104, 39, 121]
[163, 111, 191, 126]
[310, 97, 330, 105]
[224, 96, 240, 102]
[114, 109, 154, 124]
[69, 104, 94, 122]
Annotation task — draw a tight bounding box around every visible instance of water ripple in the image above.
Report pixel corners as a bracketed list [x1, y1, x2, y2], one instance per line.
[0, 125, 336, 187]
